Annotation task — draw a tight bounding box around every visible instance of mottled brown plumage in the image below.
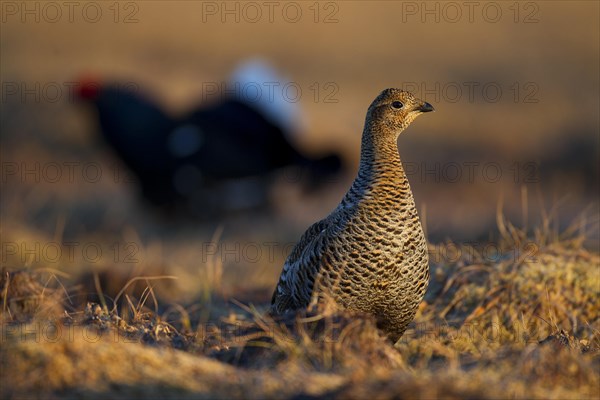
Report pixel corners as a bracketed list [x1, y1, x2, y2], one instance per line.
[271, 89, 434, 341]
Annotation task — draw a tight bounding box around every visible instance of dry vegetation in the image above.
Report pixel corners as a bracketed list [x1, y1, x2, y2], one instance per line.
[1, 214, 598, 400]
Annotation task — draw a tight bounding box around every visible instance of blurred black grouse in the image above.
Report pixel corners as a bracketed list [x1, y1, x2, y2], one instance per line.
[77, 68, 341, 214]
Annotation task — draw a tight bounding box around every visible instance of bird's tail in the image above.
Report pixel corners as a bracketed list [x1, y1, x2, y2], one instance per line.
[229, 59, 305, 138]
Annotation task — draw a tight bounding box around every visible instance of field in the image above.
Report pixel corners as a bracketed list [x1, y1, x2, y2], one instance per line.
[1, 220, 598, 399]
[1, 1, 599, 399]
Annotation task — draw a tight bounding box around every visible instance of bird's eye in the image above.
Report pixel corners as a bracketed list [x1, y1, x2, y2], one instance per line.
[391, 101, 404, 109]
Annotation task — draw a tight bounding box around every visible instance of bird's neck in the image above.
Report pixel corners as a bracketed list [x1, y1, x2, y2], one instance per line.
[337, 129, 414, 212]
[356, 130, 409, 188]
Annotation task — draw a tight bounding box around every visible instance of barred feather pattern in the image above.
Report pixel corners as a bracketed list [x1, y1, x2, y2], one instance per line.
[271, 89, 432, 341]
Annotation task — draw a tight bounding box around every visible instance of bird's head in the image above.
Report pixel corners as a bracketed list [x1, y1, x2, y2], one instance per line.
[74, 74, 103, 101]
[365, 88, 434, 139]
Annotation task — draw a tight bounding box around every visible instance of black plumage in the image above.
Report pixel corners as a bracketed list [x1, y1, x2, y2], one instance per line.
[77, 80, 341, 213]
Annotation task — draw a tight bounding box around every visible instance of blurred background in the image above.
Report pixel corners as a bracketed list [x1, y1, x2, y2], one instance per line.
[1, 1, 598, 304]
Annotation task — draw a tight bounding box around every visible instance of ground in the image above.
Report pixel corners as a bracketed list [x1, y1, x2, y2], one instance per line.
[1, 219, 598, 399]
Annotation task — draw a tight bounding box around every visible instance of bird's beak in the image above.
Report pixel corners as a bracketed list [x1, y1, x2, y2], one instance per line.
[417, 102, 435, 113]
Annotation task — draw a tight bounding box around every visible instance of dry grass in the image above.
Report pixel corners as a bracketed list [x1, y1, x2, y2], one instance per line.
[1, 218, 598, 400]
